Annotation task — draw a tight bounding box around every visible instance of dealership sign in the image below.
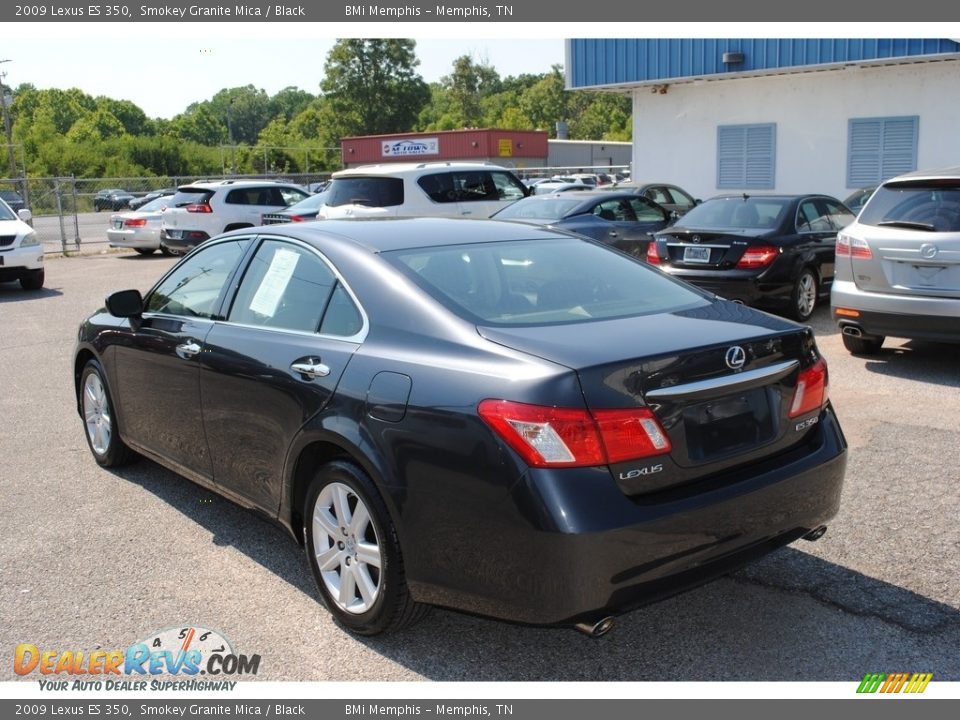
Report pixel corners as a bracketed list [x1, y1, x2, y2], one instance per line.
[382, 138, 439, 157]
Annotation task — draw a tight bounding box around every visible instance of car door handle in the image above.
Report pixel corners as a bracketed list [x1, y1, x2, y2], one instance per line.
[175, 341, 202, 359]
[291, 359, 331, 379]
[608, 231, 619, 237]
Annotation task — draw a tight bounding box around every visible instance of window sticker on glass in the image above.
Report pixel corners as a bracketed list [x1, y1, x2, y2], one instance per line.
[249, 248, 300, 317]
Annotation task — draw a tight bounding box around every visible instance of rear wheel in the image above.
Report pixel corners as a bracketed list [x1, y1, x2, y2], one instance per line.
[80, 360, 137, 467]
[304, 460, 426, 635]
[20, 269, 44, 290]
[790, 268, 818, 321]
[134, 248, 155, 256]
[842, 332, 884, 355]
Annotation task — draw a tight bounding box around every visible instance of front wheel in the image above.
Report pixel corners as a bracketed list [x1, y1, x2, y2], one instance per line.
[20, 269, 44, 290]
[304, 460, 426, 635]
[791, 268, 818, 321]
[80, 360, 137, 467]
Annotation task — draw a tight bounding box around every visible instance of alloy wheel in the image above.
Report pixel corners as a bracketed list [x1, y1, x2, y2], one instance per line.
[312, 482, 382, 614]
[82, 372, 112, 456]
[796, 272, 817, 319]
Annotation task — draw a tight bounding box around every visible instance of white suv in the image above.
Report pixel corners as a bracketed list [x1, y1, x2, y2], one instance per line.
[161, 180, 309, 253]
[0, 201, 43, 290]
[319, 162, 528, 220]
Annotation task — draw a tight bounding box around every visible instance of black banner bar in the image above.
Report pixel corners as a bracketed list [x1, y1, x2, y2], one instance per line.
[3, 1, 960, 22]
[0, 700, 958, 720]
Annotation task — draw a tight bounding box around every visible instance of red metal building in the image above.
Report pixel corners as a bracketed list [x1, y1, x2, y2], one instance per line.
[341, 129, 549, 168]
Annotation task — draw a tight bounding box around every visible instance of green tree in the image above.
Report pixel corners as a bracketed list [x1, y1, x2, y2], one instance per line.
[95, 97, 151, 136]
[169, 105, 227, 146]
[442, 55, 501, 128]
[320, 39, 430, 137]
[268, 87, 315, 121]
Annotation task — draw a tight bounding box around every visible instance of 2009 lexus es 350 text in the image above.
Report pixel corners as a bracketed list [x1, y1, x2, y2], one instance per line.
[73, 218, 846, 636]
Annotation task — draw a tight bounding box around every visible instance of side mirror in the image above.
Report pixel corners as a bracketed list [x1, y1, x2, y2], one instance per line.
[106, 289, 144, 319]
[694, 199, 703, 205]
[17, 208, 32, 222]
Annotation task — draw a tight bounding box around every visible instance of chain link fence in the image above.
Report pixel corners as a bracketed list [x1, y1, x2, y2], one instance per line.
[2, 165, 625, 254]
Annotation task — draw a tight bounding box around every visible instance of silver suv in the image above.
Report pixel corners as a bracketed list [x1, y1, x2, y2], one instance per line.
[831, 166, 960, 354]
[319, 162, 528, 219]
[161, 180, 309, 254]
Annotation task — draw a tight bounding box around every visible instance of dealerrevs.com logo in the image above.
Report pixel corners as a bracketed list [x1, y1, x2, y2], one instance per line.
[14, 625, 260, 691]
[856, 672, 933, 694]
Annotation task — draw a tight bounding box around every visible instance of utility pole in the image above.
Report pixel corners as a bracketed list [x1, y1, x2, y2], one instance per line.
[0, 60, 18, 180]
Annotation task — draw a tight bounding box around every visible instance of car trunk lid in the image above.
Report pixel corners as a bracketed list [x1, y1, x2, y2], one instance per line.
[478, 301, 824, 496]
[656, 228, 772, 269]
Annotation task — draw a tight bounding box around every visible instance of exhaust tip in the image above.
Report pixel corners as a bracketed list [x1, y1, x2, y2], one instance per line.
[574, 617, 615, 638]
[842, 326, 863, 338]
[803, 525, 827, 542]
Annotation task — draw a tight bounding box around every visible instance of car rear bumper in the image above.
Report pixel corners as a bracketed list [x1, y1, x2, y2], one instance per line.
[408, 405, 847, 625]
[664, 267, 793, 307]
[108, 229, 160, 249]
[160, 229, 210, 253]
[831, 279, 960, 342]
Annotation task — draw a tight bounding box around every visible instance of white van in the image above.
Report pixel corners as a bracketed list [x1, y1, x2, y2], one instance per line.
[319, 162, 529, 219]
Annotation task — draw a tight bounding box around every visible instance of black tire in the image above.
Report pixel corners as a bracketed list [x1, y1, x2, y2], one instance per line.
[79, 359, 137, 467]
[159, 246, 176, 257]
[304, 460, 427, 635]
[842, 332, 884, 355]
[134, 248, 156, 256]
[20, 269, 44, 290]
[95, 203, 102, 212]
[790, 268, 818, 321]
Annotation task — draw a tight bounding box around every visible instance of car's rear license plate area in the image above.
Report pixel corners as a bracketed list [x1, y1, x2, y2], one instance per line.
[684, 387, 776, 461]
[683, 246, 711, 263]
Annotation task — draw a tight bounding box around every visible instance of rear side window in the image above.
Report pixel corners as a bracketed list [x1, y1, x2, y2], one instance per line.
[326, 177, 404, 208]
[225, 187, 290, 206]
[859, 182, 960, 232]
[387, 238, 708, 326]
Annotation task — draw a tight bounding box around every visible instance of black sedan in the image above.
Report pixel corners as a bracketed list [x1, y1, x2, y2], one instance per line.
[261, 191, 329, 225]
[74, 218, 846, 636]
[491, 191, 671, 257]
[94, 189, 136, 212]
[647, 194, 855, 321]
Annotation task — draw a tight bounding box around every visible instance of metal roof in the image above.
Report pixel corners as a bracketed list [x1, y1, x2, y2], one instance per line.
[567, 39, 960, 89]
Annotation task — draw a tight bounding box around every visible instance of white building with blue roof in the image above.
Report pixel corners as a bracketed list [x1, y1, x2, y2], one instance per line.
[565, 39, 960, 203]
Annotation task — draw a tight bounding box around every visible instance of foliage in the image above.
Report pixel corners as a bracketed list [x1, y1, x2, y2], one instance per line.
[7, 44, 631, 179]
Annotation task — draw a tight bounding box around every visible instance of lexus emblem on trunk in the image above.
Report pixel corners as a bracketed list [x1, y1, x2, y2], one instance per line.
[725, 346, 746, 370]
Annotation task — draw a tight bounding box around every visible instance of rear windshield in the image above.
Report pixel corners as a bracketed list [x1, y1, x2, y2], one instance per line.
[677, 197, 789, 230]
[171, 188, 214, 207]
[386, 238, 708, 326]
[859, 182, 960, 232]
[325, 177, 404, 208]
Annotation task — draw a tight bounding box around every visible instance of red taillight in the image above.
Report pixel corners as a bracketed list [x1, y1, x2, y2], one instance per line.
[185, 203, 212, 214]
[789, 359, 829, 418]
[477, 400, 671, 468]
[736, 245, 779, 269]
[645, 242, 661, 265]
[836, 233, 872, 259]
[124, 218, 147, 228]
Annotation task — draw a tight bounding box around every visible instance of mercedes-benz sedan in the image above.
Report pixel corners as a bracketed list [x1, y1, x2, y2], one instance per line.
[74, 218, 846, 636]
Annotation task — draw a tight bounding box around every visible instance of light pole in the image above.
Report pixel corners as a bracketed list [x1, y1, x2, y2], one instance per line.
[225, 97, 236, 176]
[0, 60, 18, 180]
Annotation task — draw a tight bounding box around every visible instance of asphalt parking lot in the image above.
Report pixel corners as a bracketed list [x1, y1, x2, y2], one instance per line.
[1, 253, 958, 682]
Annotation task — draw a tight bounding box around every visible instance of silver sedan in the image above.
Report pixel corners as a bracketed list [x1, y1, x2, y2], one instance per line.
[107, 197, 177, 255]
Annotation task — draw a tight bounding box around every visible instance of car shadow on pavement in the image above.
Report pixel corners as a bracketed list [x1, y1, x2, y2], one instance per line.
[0, 285, 64, 302]
[861, 340, 960, 388]
[111, 458, 960, 682]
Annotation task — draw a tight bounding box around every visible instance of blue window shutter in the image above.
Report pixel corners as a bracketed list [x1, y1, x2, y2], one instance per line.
[847, 116, 918, 187]
[717, 124, 775, 189]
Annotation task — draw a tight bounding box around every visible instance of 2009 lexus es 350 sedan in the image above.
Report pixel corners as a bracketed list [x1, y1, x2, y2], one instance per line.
[73, 218, 847, 637]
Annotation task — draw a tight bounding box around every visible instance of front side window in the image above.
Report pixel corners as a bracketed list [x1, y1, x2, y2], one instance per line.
[145, 239, 250, 318]
[628, 197, 668, 222]
[797, 201, 833, 233]
[823, 200, 856, 231]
